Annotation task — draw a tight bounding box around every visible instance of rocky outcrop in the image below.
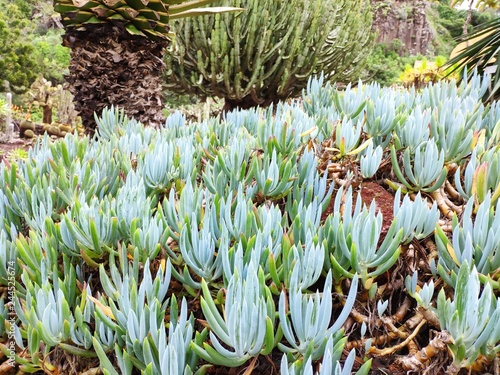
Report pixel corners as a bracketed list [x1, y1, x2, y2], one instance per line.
[371, 0, 434, 55]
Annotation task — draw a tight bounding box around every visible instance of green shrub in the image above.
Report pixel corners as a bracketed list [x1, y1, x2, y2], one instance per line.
[362, 42, 420, 86]
[0, 14, 37, 93]
[31, 31, 70, 85]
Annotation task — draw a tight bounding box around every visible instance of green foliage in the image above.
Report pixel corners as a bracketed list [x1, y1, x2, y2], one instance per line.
[0, 96, 9, 117]
[362, 42, 420, 86]
[0, 15, 37, 94]
[398, 56, 458, 91]
[427, 0, 496, 54]
[31, 31, 70, 84]
[165, 0, 374, 109]
[434, 0, 495, 35]
[433, 3, 468, 39]
[0, 0, 69, 93]
[5, 0, 39, 19]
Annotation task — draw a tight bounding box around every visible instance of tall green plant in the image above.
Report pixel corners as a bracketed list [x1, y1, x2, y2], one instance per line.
[165, 0, 374, 111]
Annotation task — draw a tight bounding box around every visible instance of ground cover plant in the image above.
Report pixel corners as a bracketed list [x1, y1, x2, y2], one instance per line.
[1, 74, 500, 374]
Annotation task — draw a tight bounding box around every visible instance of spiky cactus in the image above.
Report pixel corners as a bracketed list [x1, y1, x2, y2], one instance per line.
[53, 0, 241, 133]
[164, 0, 374, 111]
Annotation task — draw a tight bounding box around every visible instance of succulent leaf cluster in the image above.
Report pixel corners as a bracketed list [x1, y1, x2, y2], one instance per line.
[2, 74, 500, 373]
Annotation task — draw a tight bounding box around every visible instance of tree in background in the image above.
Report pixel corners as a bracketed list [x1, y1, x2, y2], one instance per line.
[0, 0, 70, 95]
[165, 0, 374, 111]
[0, 9, 37, 94]
[450, 0, 499, 34]
[31, 31, 70, 84]
[53, 0, 241, 134]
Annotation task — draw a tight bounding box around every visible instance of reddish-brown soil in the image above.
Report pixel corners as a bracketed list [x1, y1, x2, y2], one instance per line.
[359, 181, 395, 233]
[0, 133, 33, 163]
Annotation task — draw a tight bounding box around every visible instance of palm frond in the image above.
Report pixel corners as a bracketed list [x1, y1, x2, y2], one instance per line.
[446, 17, 500, 100]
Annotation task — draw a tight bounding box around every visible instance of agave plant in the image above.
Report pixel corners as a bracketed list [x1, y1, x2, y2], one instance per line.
[53, 0, 242, 133]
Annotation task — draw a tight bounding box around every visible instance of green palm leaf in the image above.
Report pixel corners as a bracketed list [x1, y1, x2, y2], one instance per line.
[447, 18, 500, 100]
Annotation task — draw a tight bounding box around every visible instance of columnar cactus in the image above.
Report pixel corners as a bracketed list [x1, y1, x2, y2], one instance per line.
[165, 0, 374, 111]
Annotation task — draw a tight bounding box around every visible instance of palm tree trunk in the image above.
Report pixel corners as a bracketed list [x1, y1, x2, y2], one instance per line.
[62, 23, 168, 134]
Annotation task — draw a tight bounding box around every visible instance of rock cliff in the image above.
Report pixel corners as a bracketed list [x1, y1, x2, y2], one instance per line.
[371, 0, 434, 55]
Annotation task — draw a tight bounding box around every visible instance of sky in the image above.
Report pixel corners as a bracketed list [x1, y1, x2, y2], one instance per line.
[455, 0, 479, 9]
